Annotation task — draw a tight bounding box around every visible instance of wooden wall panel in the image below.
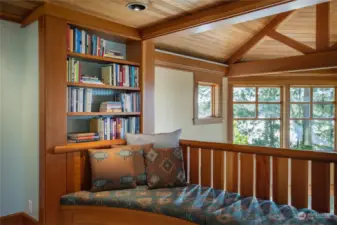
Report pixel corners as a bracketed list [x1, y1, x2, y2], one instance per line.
[256, 155, 270, 200]
[213, 150, 224, 190]
[291, 159, 308, 209]
[240, 154, 254, 197]
[40, 16, 68, 225]
[312, 162, 330, 212]
[273, 157, 289, 205]
[141, 40, 155, 134]
[201, 149, 211, 187]
[189, 148, 199, 185]
[226, 152, 238, 193]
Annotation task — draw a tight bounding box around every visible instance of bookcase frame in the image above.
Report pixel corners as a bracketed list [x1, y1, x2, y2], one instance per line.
[39, 15, 155, 225]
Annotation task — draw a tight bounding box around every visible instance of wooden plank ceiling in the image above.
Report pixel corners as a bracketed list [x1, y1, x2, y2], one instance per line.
[46, 0, 228, 28]
[156, 2, 337, 63]
[1, 0, 336, 64]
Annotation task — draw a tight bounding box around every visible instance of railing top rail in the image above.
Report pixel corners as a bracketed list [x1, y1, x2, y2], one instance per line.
[179, 140, 337, 163]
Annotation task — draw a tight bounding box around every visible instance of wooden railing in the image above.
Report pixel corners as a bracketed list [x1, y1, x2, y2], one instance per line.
[179, 140, 337, 215]
[54, 139, 337, 214]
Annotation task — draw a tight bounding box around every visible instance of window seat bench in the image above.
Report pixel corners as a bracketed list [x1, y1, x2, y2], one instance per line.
[60, 184, 337, 225]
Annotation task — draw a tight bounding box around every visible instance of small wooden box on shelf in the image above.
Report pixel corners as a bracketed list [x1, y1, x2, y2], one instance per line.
[66, 23, 142, 144]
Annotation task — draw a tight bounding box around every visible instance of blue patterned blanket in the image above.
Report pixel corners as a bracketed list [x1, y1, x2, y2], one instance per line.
[60, 184, 337, 225]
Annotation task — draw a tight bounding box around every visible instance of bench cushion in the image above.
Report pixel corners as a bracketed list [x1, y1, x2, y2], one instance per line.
[60, 185, 337, 225]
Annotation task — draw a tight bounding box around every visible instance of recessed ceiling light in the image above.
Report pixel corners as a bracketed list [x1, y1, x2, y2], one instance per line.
[127, 2, 147, 11]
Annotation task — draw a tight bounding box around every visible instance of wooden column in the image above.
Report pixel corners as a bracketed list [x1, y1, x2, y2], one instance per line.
[39, 16, 67, 225]
[141, 40, 155, 134]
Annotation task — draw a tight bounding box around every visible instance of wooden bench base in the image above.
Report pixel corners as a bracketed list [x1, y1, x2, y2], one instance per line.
[61, 206, 196, 225]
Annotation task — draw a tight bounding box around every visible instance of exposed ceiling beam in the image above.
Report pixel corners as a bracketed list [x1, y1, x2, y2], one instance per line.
[267, 30, 316, 54]
[227, 11, 294, 65]
[227, 50, 337, 77]
[316, 2, 330, 51]
[21, 3, 141, 40]
[0, 12, 22, 23]
[141, 0, 329, 40]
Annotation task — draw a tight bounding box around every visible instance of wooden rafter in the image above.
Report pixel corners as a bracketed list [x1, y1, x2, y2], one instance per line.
[227, 11, 294, 64]
[316, 2, 330, 51]
[228, 50, 337, 77]
[267, 30, 316, 54]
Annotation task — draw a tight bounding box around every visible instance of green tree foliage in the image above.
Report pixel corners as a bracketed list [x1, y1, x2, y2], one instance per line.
[233, 87, 335, 151]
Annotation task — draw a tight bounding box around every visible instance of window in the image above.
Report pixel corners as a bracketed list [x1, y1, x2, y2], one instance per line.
[233, 87, 281, 148]
[198, 83, 215, 118]
[194, 73, 222, 125]
[230, 85, 336, 151]
[289, 87, 335, 151]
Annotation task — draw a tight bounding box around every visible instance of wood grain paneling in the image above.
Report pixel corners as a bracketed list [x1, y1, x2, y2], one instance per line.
[213, 150, 224, 190]
[46, 0, 225, 29]
[228, 50, 337, 77]
[0, 212, 38, 225]
[201, 149, 211, 187]
[141, 40, 155, 134]
[40, 15, 68, 225]
[277, 4, 316, 49]
[291, 159, 308, 209]
[228, 11, 293, 64]
[256, 155, 270, 200]
[243, 36, 302, 62]
[316, 2, 330, 51]
[226, 152, 238, 192]
[273, 157, 289, 205]
[189, 148, 199, 185]
[240, 154, 254, 197]
[155, 16, 272, 63]
[330, 0, 337, 47]
[335, 163, 337, 215]
[312, 162, 330, 213]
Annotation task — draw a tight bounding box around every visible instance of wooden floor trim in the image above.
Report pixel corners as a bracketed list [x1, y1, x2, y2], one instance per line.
[0, 212, 38, 225]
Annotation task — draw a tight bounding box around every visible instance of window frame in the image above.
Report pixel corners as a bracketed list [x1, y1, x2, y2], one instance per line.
[231, 85, 283, 148]
[194, 72, 223, 125]
[228, 84, 337, 152]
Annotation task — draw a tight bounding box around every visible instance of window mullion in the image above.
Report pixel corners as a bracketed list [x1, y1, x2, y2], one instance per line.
[283, 85, 290, 149]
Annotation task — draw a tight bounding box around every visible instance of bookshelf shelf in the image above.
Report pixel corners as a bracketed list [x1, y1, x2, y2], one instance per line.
[67, 82, 141, 91]
[67, 52, 140, 66]
[67, 112, 141, 117]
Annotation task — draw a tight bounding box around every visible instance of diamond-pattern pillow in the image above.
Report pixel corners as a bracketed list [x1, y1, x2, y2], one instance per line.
[89, 147, 139, 192]
[110, 144, 153, 185]
[144, 147, 187, 189]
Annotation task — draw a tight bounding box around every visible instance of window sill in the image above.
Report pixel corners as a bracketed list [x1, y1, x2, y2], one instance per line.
[193, 117, 223, 125]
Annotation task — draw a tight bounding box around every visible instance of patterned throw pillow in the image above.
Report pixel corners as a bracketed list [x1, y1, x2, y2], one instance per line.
[144, 147, 187, 189]
[110, 144, 153, 185]
[89, 147, 140, 192]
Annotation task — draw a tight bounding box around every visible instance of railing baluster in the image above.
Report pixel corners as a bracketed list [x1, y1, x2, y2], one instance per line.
[198, 148, 201, 185]
[223, 151, 227, 191]
[270, 156, 273, 201]
[330, 163, 334, 214]
[253, 154, 256, 197]
[211, 149, 214, 188]
[288, 158, 292, 206]
[187, 146, 190, 184]
[238, 153, 241, 195]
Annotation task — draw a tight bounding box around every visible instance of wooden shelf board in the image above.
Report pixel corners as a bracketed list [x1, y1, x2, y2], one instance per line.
[67, 52, 140, 66]
[67, 112, 141, 116]
[67, 82, 141, 91]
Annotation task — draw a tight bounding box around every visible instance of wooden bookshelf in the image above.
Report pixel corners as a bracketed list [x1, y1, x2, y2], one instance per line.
[67, 112, 141, 117]
[67, 82, 141, 91]
[67, 52, 140, 66]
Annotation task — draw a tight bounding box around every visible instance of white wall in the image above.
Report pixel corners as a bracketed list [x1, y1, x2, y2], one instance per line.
[22, 21, 39, 220]
[0, 20, 39, 220]
[155, 66, 227, 142]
